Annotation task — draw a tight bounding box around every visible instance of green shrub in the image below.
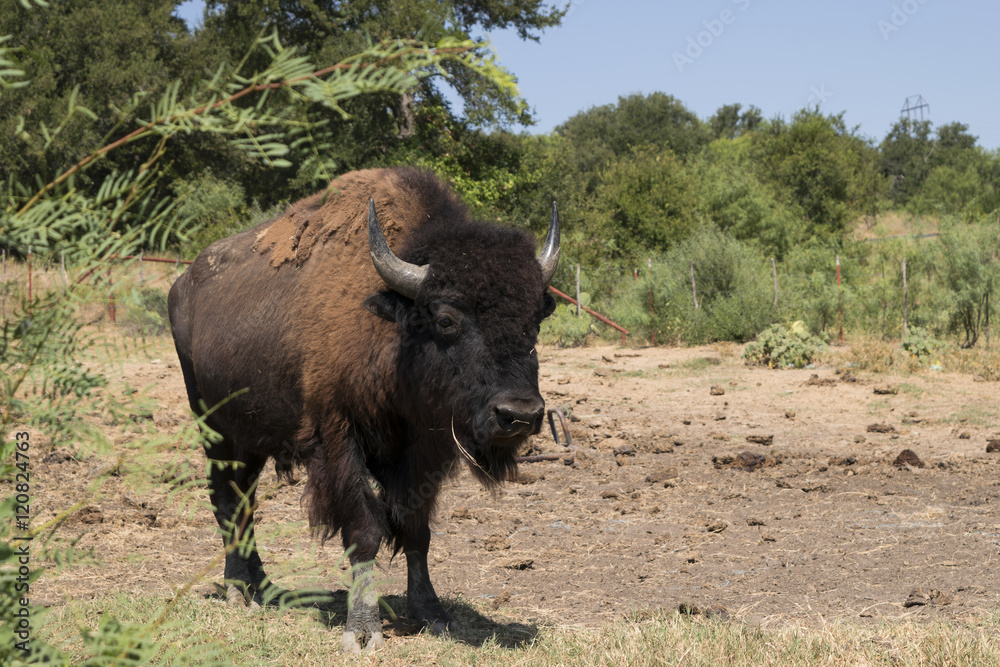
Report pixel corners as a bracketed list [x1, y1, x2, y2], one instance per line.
[607, 226, 776, 345]
[540, 301, 596, 347]
[938, 221, 1000, 347]
[901, 325, 941, 362]
[779, 241, 850, 336]
[172, 172, 289, 255]
[743, 321, 826, 368]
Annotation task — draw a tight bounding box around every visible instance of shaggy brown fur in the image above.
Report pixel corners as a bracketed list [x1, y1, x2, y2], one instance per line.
[168, 167, 556, 644]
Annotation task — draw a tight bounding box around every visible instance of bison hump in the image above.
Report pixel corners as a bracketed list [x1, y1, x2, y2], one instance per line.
[251, 168, 457, 268]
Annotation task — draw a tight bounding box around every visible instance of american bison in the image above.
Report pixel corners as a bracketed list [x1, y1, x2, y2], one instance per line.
[167, 167, 559, 651]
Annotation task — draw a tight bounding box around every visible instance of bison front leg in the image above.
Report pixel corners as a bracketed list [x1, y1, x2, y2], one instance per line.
[404, 522, 458, 635]
[341, 558, 384, 653]
[340, 514, 384, 653]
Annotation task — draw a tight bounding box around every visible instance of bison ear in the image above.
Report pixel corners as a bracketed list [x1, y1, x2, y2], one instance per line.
[541, 292, 557, 319]
[364, 291, 409, 322]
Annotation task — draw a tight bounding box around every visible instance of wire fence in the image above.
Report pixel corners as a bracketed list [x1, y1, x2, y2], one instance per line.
[584, 238, 998, 346]
[3, 234, 995, 349]
[1, 246, 191, 326]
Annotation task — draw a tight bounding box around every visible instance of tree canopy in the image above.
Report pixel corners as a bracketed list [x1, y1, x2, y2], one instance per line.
[3, 2, 999, 269]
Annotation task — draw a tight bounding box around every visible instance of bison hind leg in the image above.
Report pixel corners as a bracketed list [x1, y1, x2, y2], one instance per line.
[205, 444, 284, 606]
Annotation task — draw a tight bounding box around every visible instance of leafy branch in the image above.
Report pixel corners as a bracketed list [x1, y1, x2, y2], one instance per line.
[13, 32, 514, 218]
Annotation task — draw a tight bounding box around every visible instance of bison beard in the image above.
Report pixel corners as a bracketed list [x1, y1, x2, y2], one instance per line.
[167, 167, 558, 652]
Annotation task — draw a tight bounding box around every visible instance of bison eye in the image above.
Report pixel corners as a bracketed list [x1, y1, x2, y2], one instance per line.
[430, 303, 463, 341]
[435, 315, 460, 340]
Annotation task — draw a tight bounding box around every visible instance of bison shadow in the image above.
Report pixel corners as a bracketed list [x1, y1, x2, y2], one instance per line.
[204, 587, 538, 649]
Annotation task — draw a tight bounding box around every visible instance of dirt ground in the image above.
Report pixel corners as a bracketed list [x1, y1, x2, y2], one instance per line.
[27, 337, 1000, 633]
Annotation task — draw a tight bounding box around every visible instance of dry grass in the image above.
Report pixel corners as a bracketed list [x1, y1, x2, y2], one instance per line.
[39, 593, 1000, 666]
[710, 341, 741, 359]
[828, 335, 1000, 382]
[835, 335, 921, 374]
[942, 345, 1000, 381]
[850, 211, 941, 241]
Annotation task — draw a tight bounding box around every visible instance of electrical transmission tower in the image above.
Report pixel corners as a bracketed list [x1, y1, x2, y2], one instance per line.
[901, 95, 929, 121]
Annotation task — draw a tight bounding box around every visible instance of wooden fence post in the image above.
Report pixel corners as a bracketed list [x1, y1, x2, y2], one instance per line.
[986, 277, 991, 346]
[575, 263, 581, 317]
[771, 257, 778, 308]
[690, 260, 699, 311]
[902, 257, 908, 337]
[836, 255, 843, 345]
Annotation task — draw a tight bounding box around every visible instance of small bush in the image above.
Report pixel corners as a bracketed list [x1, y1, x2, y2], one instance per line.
[540, 301, 596, 347]
[607, 226, 776, 345]
[901, 325, 941, 362]
[743, 321, 825, 368]
[938, 222, 1000, 348]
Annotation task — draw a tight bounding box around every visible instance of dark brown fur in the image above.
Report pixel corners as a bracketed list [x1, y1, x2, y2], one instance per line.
[168, 167, 555, 640]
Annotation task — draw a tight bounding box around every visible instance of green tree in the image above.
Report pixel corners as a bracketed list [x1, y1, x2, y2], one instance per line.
[906, 122, 994, 216]
[752, 109, 880, 241]
[693, 135, 805, 258]
[910, 164, 990, 216]
[708, 102, 762, 140]
[585, 145, 698, 262]
[880, 119, 989, 211]
[0, 0, 199, 190]
[197, 0, 565, 199]
[556, 92, 711, 162]
[880, 118, 934, 205]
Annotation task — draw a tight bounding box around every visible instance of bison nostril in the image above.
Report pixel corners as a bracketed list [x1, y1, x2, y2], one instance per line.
[493, 397, 545, 435]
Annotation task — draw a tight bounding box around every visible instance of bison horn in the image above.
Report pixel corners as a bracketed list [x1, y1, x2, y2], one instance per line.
[537, 201, 560, 285]
[368, 199, 428, 300]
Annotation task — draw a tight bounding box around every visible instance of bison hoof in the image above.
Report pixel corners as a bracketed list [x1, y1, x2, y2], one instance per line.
[427, 618, 460, 636]
[225, 584, 249, 606]
[341, 629, 384, 653]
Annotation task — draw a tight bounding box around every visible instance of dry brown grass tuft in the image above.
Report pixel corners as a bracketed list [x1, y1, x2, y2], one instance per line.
[839, 335, 922, 374]
[942, 345, 1000, 381]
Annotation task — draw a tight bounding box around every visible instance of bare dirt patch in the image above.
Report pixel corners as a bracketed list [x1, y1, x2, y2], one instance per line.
[27, 340, 1000, 633]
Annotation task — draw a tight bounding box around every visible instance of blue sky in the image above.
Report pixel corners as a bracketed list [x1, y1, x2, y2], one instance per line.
[175, 0, 1000, 149]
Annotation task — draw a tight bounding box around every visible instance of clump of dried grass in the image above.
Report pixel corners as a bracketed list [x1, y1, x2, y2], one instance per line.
[711, 341, 740, 359]
[838, 335, 921, 374]
[942, 345, 1000, 381]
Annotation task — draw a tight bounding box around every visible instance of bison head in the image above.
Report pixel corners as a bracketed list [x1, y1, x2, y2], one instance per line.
[364, 200, 559, 484]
